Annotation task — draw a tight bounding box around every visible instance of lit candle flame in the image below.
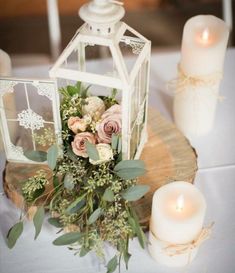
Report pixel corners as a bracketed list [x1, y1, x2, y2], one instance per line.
[176, 194, 184, 212]
[201, 28, 209, 42]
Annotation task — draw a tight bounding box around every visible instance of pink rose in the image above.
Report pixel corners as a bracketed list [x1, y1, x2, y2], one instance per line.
[96, 104, 122, 144]
[71, 132, 96, 158]
[68, 116, 87, 133]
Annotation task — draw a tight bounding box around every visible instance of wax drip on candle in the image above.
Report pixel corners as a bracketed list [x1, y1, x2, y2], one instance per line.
[176, 194, 184, 212]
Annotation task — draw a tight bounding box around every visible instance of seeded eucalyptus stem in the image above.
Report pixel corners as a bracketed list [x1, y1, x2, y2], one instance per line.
[6, 82, 149, 273]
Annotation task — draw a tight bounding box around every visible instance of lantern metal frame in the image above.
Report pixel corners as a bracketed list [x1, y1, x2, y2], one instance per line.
[0, 1, 151, 163]
[49, 22, 151, 159]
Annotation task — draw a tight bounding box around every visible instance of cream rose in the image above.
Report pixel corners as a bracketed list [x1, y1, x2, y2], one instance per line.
[68, 116, 87, 133]
[82, 96, 105, 121]
[89, 143, 113, 165]
[71, 132, 96, 158]
[96, 104, 121, 144]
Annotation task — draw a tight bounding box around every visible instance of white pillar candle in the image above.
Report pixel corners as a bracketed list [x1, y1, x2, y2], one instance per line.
[149, 181, 206, 267]
[174, 15, 229, 137]
[0, 49, 15, 152]
[0, 49, 12, 76]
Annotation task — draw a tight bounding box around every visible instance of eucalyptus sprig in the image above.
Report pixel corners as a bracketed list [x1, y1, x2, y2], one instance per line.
[6, 83, 149, 273]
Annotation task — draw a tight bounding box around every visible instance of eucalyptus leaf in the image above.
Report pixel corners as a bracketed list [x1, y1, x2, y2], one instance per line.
[47, 144, 58, 170]
[114, 160, 145, 172]
[102, 188, 114, 202]
[128, 216, 136, 232]
[115, 169, 146, 180]
[114, 160, 146, 179]
[24, 150, 47, 162]
[106, 255, 118, 273]
[135, 223, 146, 249]
[88, 208, 103, 225]
[48, 218, 63, 228]
[123, 251, 131, 269]
[66, 195, 86, 214]
[7, 222, 23, 249]
[122, 185, 150, 202]
[33, 207, 45, 240]
[129, 207, 147, 249]
[111, 88, 118, 99]
[31, 186, 45, 201]
[117, 137, 122, 154]
[53, 176, 59, 190]
[79, 246, 90, 257]
[111, 134, 119, 150]
[81, 85, 90, 98]
[67, 147, 78, 162]
[53, 232, 82, 246]
[85, 142, 99, 161]
[64, 173, 74, 190]
[76, 81, 82, 93]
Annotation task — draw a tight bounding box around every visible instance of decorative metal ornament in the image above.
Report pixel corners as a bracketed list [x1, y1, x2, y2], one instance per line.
[0, 0, 151, 163]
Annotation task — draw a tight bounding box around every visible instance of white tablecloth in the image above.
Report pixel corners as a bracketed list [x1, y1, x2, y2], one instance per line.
[0, 49, 235, 273]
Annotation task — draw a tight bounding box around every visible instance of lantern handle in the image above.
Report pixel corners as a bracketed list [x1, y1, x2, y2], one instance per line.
[109, 0, 123, 5]
[79, 0, 125, 35]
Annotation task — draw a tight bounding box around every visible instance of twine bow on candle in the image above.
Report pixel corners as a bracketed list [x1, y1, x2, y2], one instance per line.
[163, 222, 214, 257]
[168, 64, 224, 100]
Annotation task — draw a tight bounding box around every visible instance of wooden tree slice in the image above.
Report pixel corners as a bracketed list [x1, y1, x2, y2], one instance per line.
[3, 109, 197, 228]
[136, 110, 197, 227]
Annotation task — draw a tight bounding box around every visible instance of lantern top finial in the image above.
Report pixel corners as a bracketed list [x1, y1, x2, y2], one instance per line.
[79, 0, 125, 35]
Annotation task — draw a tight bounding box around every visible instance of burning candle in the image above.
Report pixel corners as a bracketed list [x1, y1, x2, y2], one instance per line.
[149, 181, 207, 267]
[173, 15, 229, 137]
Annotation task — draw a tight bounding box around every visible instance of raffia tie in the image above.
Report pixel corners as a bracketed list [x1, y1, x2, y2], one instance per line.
[162, 223, 214, 257]
[168, 64, 223, 97]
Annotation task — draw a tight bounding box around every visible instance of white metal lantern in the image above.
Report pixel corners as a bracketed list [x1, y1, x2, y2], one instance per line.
[49, 0, 151, 159]
[0, 0, 151, 163]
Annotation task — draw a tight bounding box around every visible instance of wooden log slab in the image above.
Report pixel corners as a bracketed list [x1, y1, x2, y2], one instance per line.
[3, 109, 197, 228]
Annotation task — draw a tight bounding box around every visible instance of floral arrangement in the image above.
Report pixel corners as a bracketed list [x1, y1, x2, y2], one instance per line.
[6, 82, 149, 273]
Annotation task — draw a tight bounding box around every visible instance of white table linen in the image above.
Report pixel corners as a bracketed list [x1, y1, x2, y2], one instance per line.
[0, 49, 235, 273]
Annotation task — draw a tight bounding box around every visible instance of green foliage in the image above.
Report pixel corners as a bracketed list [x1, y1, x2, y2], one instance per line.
[24, 150, 47, 162]
[85, 142, 99, 161]
[7, 83, 149, 272]
[79, 246, 90, 257]
[106, 256, 118, 273]
[88, 208, 103, 225]
[111, 134, 119, 150]
[48, 218, 63, 228]
[122, 185, 150, 202]
[102, 188, 115, 202]
[47, 144, 59, 170]
[53, 176, 60, 190]
[22, 170, 48, 203]
[33, 207, 45, 240]
[53, 232, 82, 246]
[66, 194, 86, 214]
[7, 222, 23, 249]
[63, 173, 74, 190]
[128, 207, 147, 249]
[114, 160, 146, 180]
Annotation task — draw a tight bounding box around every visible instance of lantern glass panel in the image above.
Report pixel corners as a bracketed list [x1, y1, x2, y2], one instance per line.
[130, 123, 139, 159]
[118, 29, 146, 75]
[60, 42, 119, 78]
[0, 79, 61, 163]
